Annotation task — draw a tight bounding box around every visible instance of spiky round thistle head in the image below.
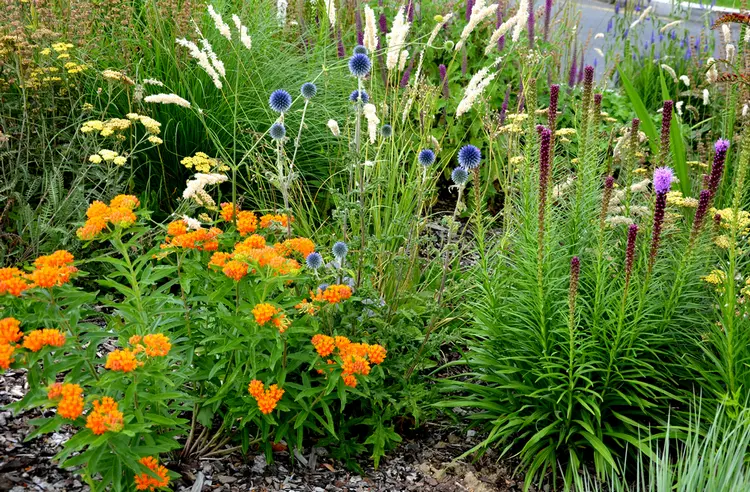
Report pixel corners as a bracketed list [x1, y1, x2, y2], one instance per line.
[418, 149, 436, 167]
[457, 144, 481, 170]
[353, 44, 368, 55]
[306, 252, 324, 270]
[332, 241, 348, 259]
[653, 167, 674, 194]
[349, 53, 372, 78]
[349, 89, 369, 104]
[380, 124, 392, 138]
[269, 89, 292, 113]
[451, 167, 469, 185]
[301, 82, 317, 99]
[317, 283, 329, 292]
[269, 122, 286, 141]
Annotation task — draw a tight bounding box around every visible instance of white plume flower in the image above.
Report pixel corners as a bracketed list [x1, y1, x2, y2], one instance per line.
[456, 66, 496, 117]
[676, 101, 683, 116]
[363, 103, 380, 144]
[485, 16, 518, 54]
[324, 0, 336, 29]
[277, 0, 288, 26]
[208, 5, 231, 41]
[183, 173, 227, 201]
[143, 78, 164, 86]
[182, 215, 203, 230]
[660, 64, 677, 83]
[706, 57, 718, 84]
[456, 0, 498, 51]
[679, 75, 690, 87]
[398, 50, 409, 71]
[594, 32, 604, 39]
[201, 38, 225, 77]
[722, 24, 732, 44]
[327, 119, 340, 136]
[386, 7, 411, 71]
[594, 48, 604, 57]
[702, 89, 710, 106]
[660, 20, 681, 33]
[630, 6, 652, 29]
[427, 12, 453, 47]
[726, 43, 735, 63]
[144, 93, 191, 108]
[176, 38, 223, 89]
[512, 0, 529, 42]
[232, 15, 252, 49]
[363, 5, 378, 53]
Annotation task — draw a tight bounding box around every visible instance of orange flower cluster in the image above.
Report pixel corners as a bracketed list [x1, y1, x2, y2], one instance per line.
[48, 382, 84, 419]
[0, 344, 16, 370]
[0, 317, 23, 345]
[86, 397, 124, 435]
[222, 260, 248, 281]
[252, 303, 290, 333]
[276, 238, 316, 259]
[248, 379, 284, 414]
[134, 456, 170, 491]
[27, 250, 77, 289]
[260, 213, 291, 229]
[162, 220, 221, 251]
[0, 268, 33, 296]
[296, 285, 354, 315]
[142, 334, 171, 357]
[77, 195, 139, 240]
[220, 203, 262, 236]
[210, 238, 303, 280]
[220, 202, 237, 222]
[105, 348, 140, 372]
[23, 329, 66, 352]
[311, 335, 386, 388]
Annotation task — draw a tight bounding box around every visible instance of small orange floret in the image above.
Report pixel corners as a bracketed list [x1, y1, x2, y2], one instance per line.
[248, 379, 264, 398]
[108, 207, 137, 227]
[0, 269, 33, 297]
[322, 285, 352, 304]
[252, 303, 281, 326]
[77, 217, 108, 240]
[366, 344, 387, 365]
[129, 335, 143, 346]
[223, 260, 248, 281]
[143, 334, 171, 357]
[23, 329, 66, 352]
[166, 220, 188, 237]
[220, 202, 237, 222]
[248, 380, 284, 414]
[52, 383, 84, 419]
[343, 374, 357, 388]
[105, 348, 138, 372]
[86, 397, 124, 435]
[209, 252, 232, 269]
[0, 317, 23, 345]
[109, 194, 140, 209]
[0, 344, 16, 369]
[311, 334, 335, 357]
[34, 250, 75, 269]
[134, 456, 170, 491]
[278, 238, 315, 258]
[239, 234, 266, 249]
[260, 213, 291, 229]
[86, 201, 110, 220]
[237, 211, 258, 235]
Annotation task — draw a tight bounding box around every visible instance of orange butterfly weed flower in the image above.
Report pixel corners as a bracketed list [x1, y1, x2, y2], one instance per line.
[0, 317, 22, 345]
[239, 234, 266, 249]
[334, 336, 351, 352]
[278, 238, 315, 259]
[311, 334, 335, 357]
[76, 217, 108, 240]
[260, 213, 291, 229]
[247, 380, 284, 414]
[129, 335, 143, 346]
[86, 200, 110, 220]
[0, 344, 16, 369]
[166, 220, 188, 238]
[167, 227, 221, 251]
[271, 313, 290, 333]
[34, 250, 75, 269]
[109, 194, 140, 209]
[209, 252, 232, 269]
[237, 211, 258, 235]
[0, 268, 33, 297]
[134, 456, 170, 491]
[86, 397, 124, 435]
[252, 303, 281, 326]
[107, 207, 137, 227]
[223, 260, 248, 281]
[143, 334, 171, 357]
[105, 348, 139, 372]
[48, 383, 84, 419]
[220, 202, 237, 222]
[23, 329, 66, 352]
[321, 285, 352, 304]
[366, 344, 387, 365]
[343, 374, 357, 388]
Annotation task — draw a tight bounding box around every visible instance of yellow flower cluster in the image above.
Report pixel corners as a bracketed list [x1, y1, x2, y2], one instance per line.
[702, 270, 727, 293]
[89, 149, 126, 166]
[712, 208, 750, 235]
[80, 118, 131, 138]
[666, 191, 698, 208]
[125, 113, 162, 134]
[181, 152, 229, 173]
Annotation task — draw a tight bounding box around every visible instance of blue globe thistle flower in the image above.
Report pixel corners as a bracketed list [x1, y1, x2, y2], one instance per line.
[269, 89, 292, 113]
[306, 252, 324, 270]
[317, 283, 329, 292]
[380, 124, 392, 138]
[349, 89, 369, 104]
[348, 53, 372, 78]
[457, 144, 481, 170]
[353, 44, 368, 55]
[269, 122, 286, 140]
[451, 167, 469, 185]
[301, 82, 317, 99]
[418, 149, 436, 167]
[332, 241, 348, 259]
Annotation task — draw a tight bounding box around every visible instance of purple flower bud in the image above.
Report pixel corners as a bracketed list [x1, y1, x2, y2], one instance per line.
[690, 189, 712, 243]
[500, 86, 510, 124]
[528, 3, 535, 47]
[653, 167, 674, 194]
[496, 7, 505, 51]
[708, 139, 730, 199]
[568, 46, 577, 87]
[544, 0, 552, 42]
[337, 28, 345, 58]
[379, 12, 388, 34]
[649, 188, 668, 273]
[538, 126, 553, 251]
[466, 0, 474, 21]
[407, 0, 414, 22]
[439, 64, 449, 99]
[356, 7, 363, 45]
[600, 175, 615, 230]
[548, 84, 559, 131]
[625, 223, 638, 285]
[658, 101, 673, 168]
[400, 58, 414, 88]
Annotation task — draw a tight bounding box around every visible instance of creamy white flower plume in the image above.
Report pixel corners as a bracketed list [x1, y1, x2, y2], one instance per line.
[327, 119, 340, 136]
[386, 8, 411, 71]
[398, 50, 409, 71]
[630, 6, 652, 29]
[277, 0, 288, 26]
[594, 32, 604, 39]
[183, 173, 227, 204]
[594, 48, 604, 57]
[660, 64, 677, 83]
[485, 16, 518, 54]
[726, 43, 735, 63]
[143, 78, 164, 86]
[232, 15, 252, 49]
[324, 0, 336, 28]
[363, 103, 380, 144]
[679, 75, 690, 87]
[201, 38, 225, 77]
[702, 89, 710, 106]
[660, 20, 681, 33]
[144, 93, 191, 108]
[176, 38, 223, 89]
[706, 57, 718, 84]
[456, 66, 496, 117]
[363, 5, 378, 53]
[512, 0, 530, 42]
[722, 24, 732, 44]
[676, 100, 683, 116]
[456, 0, 498, 51]
[208, 5, 231, 41]
[427, 13, 453, 47]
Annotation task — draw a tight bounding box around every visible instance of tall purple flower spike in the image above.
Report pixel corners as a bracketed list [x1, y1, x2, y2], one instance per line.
[707, 139, 730, 200]
[625, 223, 638, 285]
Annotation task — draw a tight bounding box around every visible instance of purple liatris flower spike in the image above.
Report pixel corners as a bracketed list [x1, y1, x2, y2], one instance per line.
[500, 86, 510, 124]
[337, 28, 345, 58]
[690, 189, 711, 242]
[379, 12, 388, 34]
[400, 59, 414, 88]
[577, 58, 585, 84]
[568, 46, 577, 87]
[707, 139, 730, 200]
[548, 84, 559, 131]
[407, 0, 414, 21]
[601, 175, 615, 229]
[466, 0, 474, 21]
[497, 7, 505, 51]
[649, 167, 673, 272]
[625, 223, 638, 286]
[538, 126, 553, 252]
[569, 256, 580, 313]
[528, 3, 535, 47]
[462, 50, 468, 75]
[653, 167, 674, 194]
[356, 6, 363, 45]
[544, 0, 552, 42]
[658, 101, 673, 168]
[439, 64, 449, 99]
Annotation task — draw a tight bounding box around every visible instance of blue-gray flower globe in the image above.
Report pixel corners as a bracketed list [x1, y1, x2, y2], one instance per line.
[269, 122, 286, 141]
[269, 89, 292, 113]
[332, 241, 348, 258]
[380, 124, 392, 138]
[418, 149, 436, 166]
[348, 53, 371, 78]
[301, 82, 317, 99]
[451, 167, 469, 185]
[353, 45, 368, 55]
[306, 252, 324, 270]
[349, 89, 369, 104]
[458, 144, 481, 169]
